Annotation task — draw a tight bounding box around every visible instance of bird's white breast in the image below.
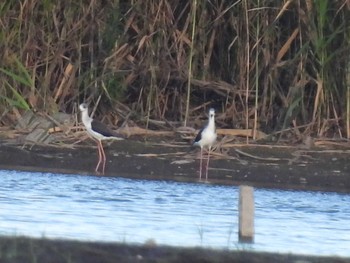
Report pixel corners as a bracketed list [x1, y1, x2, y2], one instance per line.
[81, 111, 105, 140]
[200, 127, 217, 148]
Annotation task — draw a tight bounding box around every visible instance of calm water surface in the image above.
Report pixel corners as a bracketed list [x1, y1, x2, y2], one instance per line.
[0, 169, 349, 257]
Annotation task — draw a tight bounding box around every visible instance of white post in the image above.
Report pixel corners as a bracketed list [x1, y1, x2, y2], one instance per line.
[239, 185, 254, 243]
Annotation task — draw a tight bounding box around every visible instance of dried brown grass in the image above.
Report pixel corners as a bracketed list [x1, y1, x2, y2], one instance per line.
[0, 0, 349, 140]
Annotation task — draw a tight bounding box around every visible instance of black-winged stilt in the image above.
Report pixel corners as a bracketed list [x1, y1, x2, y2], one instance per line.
[193, 108, 217, 180]
[79, 103, 124, 175]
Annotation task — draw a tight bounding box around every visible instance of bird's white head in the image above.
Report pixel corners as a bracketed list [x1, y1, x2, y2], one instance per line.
[209, 108, 215, 119]
[79, 103, 88, 112]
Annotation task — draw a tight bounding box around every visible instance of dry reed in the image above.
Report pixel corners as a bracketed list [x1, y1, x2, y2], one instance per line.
[0, 0, 349, 140]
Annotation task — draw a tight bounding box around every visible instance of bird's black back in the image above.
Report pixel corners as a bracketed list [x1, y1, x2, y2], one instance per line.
[91, 119, 120, 138]
[193, 127, 204, 144]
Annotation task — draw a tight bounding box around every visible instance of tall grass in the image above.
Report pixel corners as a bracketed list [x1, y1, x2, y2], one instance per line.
[0, 0, 349, 139]
[0, 0, 118, 115]
[0, 57, 32, 110]
[184, 0, 197, 127]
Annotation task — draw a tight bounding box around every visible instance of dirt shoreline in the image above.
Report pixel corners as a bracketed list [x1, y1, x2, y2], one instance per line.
[0, 139, 349, 193]
[0, 236, 349, 263]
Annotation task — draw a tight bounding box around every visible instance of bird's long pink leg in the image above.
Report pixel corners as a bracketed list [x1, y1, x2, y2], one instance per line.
[205, 147, 211, 180]
[100, 140, 106, 175]
[199, 147, 203, 180]
[95, 140, 102, 173]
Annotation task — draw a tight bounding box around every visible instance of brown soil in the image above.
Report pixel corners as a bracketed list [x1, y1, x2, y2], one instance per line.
[0, 236, 349, 263]
[0, 139, 349, 193]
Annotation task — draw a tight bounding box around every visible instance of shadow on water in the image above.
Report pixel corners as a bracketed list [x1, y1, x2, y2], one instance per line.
[0, 169, 350, 258]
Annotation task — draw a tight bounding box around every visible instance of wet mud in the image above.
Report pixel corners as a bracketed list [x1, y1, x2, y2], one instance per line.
[0, 139, 349, 193]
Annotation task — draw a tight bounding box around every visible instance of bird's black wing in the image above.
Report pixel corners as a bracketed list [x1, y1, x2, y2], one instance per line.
[91, 119, 123, 138]
[193, 127, 204, 144]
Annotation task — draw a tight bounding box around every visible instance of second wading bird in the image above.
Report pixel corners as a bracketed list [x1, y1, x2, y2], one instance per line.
[79, 103, 124, 175]
[193, 108, 217, 180]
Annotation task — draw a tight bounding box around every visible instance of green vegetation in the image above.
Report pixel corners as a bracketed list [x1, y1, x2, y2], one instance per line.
[0, 0, 349, 138]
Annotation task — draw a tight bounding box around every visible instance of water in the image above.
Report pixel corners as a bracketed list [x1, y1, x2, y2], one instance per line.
[0, 169, 349, 257]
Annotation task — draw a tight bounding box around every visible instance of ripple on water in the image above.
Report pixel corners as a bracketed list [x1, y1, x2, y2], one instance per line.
[0, 169, 349, 257]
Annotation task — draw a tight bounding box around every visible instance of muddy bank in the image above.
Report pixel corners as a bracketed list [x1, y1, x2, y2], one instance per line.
[0, 236, 349, 263]
[0, 139, 349, 193]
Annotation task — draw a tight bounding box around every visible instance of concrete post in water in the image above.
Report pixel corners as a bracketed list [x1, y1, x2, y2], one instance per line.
[239, 185, 254, 243]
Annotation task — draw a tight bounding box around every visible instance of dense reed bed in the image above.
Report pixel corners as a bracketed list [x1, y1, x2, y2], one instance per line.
[0, 0, 349, 139]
